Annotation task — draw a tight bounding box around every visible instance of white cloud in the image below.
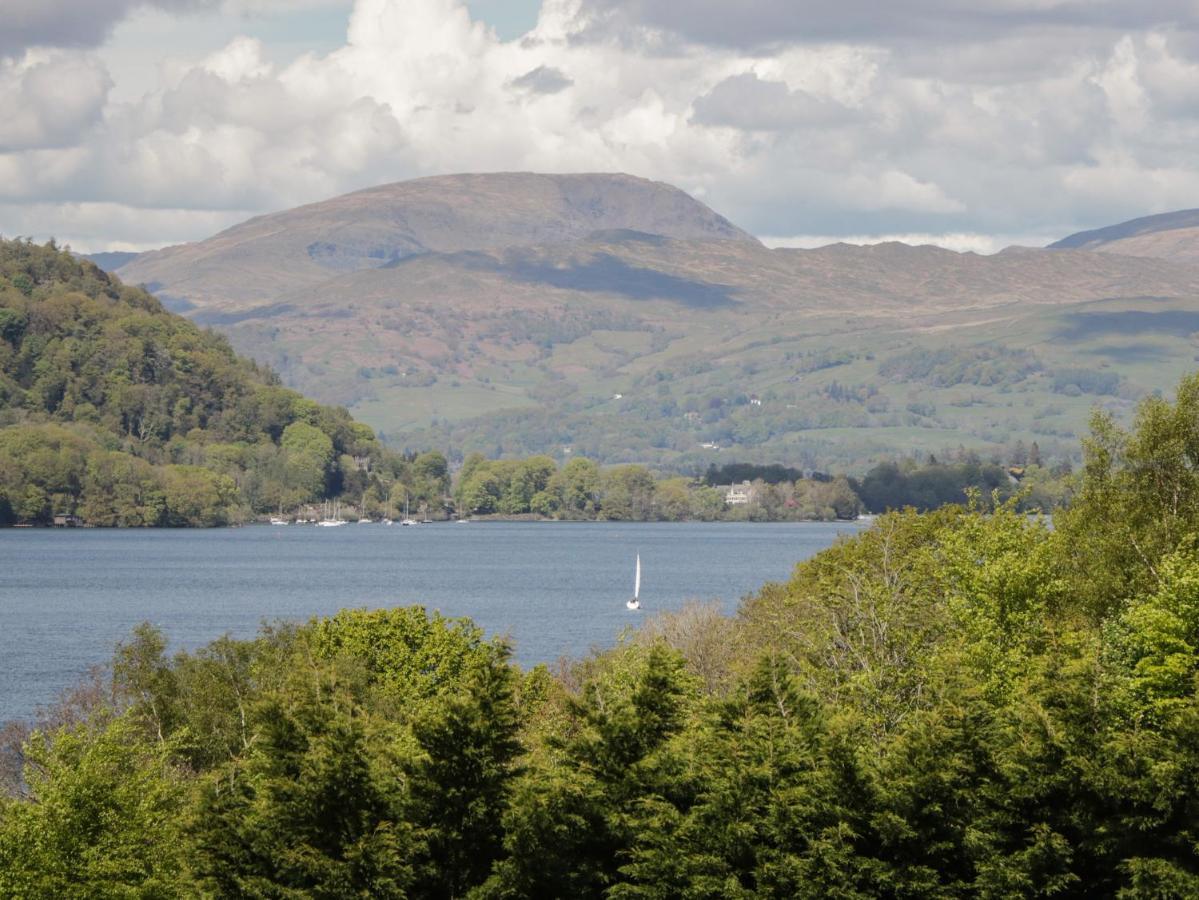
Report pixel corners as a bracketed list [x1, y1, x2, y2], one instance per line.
[4, 0, 1199, 251]
[0, 0, 219, 57]
[0, 201, 251, 252]
[691, 73, 861, 131]
[846, 171, 967, 214]
[0, 50, 112, 151]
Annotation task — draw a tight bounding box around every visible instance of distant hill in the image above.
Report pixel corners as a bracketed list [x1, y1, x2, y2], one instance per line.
[117, 172, 756, 310]
[110, 178, 1199, 471]
[82, 250, 141, 272]
[1049, 209, 1199, 263]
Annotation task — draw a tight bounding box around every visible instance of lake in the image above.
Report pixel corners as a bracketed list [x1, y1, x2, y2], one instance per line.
[0, 520, 865, 723]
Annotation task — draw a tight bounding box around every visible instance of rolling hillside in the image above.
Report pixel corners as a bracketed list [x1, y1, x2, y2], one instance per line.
[106, 176, 1199, 471]
[1049, 208, 1199, 263]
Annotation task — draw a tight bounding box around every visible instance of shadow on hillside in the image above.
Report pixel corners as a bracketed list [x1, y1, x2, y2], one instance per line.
[1086, 343, 1169, 363]
[458, 251, 739, 309]
[1055, 308, 1199, 340]
[193, 303, 296, 325]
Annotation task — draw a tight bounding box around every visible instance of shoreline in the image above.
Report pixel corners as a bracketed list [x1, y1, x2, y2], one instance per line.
[2, 515, 869, 530]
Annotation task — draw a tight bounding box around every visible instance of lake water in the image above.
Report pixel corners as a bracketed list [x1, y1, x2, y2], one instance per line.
[0, 520, 865, 723]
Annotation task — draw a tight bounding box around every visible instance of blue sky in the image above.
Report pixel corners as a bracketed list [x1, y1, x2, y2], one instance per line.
[466, 0, 541, 40]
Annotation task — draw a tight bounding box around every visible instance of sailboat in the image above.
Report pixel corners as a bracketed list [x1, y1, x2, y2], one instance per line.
[626, 554, 642, 611]
[401, 494, 419, 526]
[317, 498, 346, 527]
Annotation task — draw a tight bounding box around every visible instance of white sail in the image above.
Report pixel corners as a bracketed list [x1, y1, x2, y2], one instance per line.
[634, 554, 641, 600]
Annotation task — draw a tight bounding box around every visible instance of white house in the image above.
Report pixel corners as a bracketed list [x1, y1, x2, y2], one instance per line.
[724, 481, 755, 505]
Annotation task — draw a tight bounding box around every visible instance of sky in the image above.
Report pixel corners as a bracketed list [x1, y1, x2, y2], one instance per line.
[2, 0, 1199, 253]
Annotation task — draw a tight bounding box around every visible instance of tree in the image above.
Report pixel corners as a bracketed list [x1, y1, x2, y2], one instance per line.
[191, 669, 415, 898]
[280, 421, 334, 502]
[490, 646, 691, 897]
[0, 713, 192, 898]
[601, 465, 657, 521]
[160, 465, 236, 526]
[1056, 374, 1199, 617]
[407, 650, 522, 896]
[550, 456, 601, 517]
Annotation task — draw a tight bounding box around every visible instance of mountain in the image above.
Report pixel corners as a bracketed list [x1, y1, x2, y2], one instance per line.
[1049, 208, 1199, 263]
[117, 172, 755, 311]
[110, 178, 1199, 471]
[82, 250, 142, 271]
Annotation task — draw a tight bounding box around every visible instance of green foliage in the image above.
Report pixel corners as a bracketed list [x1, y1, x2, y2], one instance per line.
[1105, 547, 1199, 724]
[879, 345, 1041, 388]
[0, 238, 404, 526]
[190, 670, 416, 898]
[0, 712, 191, 899]
[303, 606, 501, 710]
[486, 645, 693, 897]
[453, 452, 868, 521]
[613, 657, 874, 899]
[407, 651, 522, 896]
[854, 457, 1023, 513]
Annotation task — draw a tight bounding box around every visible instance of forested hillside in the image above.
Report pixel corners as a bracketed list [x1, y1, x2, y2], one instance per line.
[5, 376, 1199, 896]
[0, 239, 446, 526]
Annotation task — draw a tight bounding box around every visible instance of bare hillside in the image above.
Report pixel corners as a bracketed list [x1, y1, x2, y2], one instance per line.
[117, 172, 756, 309]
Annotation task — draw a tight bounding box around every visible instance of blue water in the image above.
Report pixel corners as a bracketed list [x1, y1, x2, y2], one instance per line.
[0, 521, 864, 723]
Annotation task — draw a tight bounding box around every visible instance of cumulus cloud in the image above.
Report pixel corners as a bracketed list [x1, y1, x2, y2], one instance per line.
[692, 73, 859, 130]
[0, 51, 112, 151]
[4, 0, 1199, 251]
[0, 0, 215, 57]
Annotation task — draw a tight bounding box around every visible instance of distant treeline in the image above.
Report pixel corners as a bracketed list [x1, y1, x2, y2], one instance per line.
[851, 453, 1071, 514]
[703, 462, 809, 485]
[453, 453, 861, 521]
[4, 376, 1199, 896]
[451, 451, 1071, 522]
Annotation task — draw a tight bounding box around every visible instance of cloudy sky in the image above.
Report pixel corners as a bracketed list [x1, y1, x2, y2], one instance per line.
[2, 0, 1198, 253]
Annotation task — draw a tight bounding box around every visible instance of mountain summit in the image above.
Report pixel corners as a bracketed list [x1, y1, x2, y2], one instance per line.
[118, 173, 756, 307]
[1049, 208, 1199, 263]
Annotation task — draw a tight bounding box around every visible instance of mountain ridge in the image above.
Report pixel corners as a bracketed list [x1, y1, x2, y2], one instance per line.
[1050, 208, 1199, 248]
[1049, 208, 1199, 263]
[104, 176, 1199, 470]
[117, 172, 757, 309]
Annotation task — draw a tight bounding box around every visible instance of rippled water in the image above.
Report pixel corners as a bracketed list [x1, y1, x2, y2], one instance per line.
[0, 520, 865, 723]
